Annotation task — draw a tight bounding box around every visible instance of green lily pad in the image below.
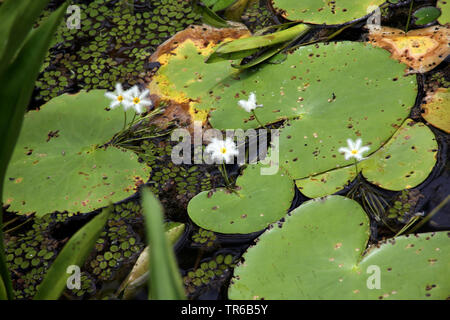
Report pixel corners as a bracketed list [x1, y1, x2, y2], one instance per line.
[437, 0, 450, 25]
[413, 6, 442, 26]
[271, 0, 385, 25]
[296, 119, 438, 197]
[360, 120, 438, 190]
[296, 165, 357, 198]
[187, 163, 295, 234]
[3, 90, 149, 216]
[152, 40, 416, 132]
[229, 196, 449, 299]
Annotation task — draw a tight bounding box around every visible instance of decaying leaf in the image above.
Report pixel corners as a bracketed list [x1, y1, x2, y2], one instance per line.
[148, 24, 251, 131]
[421, 87, 450, 133]
[368, 26, 450, 73]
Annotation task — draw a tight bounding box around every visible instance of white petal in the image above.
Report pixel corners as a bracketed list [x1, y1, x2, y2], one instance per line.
[109, 100, 121, 109]
[359, 146, 370, 155]
[344, 152, 352, 160]
[238, 100, 251, 112]
[338, 147, 350, 154]
[347, 139, 355, 150]
[134, 104, 144, 114]
[122, 101, 133, 111]
[139, 89, 150, 99]
[127, 86, 139, 97]
[249, 92, 256, 104]
[354, 138, 362, 150]
[115, 83, 124, 94]
[139, 99, 153, 107]
[105, 92, 117, 100]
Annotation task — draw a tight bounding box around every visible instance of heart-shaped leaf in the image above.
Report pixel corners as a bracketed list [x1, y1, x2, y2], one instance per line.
[188, 163, 295, 234]
[229, 196, 449, 299]
[3, 90, 149, 216]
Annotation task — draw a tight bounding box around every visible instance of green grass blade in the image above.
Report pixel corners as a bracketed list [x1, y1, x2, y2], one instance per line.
[141, 188, 186, 300]
[0, 1, 68, 300]
[0, 0, 51, 74]
[117, 222, 186, 299]
[206, 23, 310, 63]
[0, 275, 6, 300]
[194, 0, 230, 28]
[33, 206, 112, 300]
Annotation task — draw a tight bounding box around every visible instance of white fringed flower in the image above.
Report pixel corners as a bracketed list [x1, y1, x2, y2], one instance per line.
[338, 138, 370, 161]
[123, 86, 153, 114]
[238, 92, 263, 112]
[104, 83, 128, 110]
[205, 138, 239, 164]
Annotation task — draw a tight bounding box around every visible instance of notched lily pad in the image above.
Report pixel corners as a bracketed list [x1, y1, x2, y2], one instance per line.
[229, 196, 449, 299]
[271, 0, 385, 25]
[296, 119, 438, 197]
[361, 119, 438, 191]
[187, 163, 295, 234]
[368, 26, 450, 73]
[421, 87, 450, 133]
[3, 90, 149, 216]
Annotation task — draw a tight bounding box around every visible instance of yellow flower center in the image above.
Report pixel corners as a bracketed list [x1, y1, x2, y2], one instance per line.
[133, 97, 140, 104]
[351, 149, 358, 155]
[117, 95, 124, 102]
[220, 148, 227, 154]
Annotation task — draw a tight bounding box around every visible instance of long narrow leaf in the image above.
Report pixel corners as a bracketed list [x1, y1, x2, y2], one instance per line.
[117, 222, 186, 299]
[194, 0, 230, 28]
[141, 188, 185, 300]
[0, 0, 51, 74]
[0, 1, 68, 300]
[33, 206, 112, 300]
[206, 23, 310, 63]
[0, 276, 6, 300]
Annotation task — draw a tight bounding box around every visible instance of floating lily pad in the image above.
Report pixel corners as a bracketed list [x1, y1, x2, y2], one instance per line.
[295, 166, 357, 198]
[437, 0, 450, 25]
[271, 0, 384, 25]
[187, 163, 294, 234]
[3, 91, 149, 216]
[229, 196, 449, 299]
[361, 120, 438, 190]
[295, 119, 437, 197]
[421, 87, 450, 133]
[369, 26, 450, 73]
[152, 32, 417, 131]
[413, 6, 442, 26]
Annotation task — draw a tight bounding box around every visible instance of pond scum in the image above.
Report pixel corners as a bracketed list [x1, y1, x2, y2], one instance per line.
[1, 0, 449, 300]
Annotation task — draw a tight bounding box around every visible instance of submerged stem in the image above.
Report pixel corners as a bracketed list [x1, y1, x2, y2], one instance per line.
[252, 110, 266, 129]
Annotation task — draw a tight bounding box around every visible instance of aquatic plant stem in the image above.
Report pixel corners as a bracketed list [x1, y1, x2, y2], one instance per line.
[220, 163, 231, 186]
[406, 0, 414, 32]
[123, 111, 127, 131]
[252, 110, 266, 129]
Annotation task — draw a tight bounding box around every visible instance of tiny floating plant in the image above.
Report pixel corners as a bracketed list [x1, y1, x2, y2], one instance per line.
[238, 92, 266, 128]
[205, 137, 239, 187]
